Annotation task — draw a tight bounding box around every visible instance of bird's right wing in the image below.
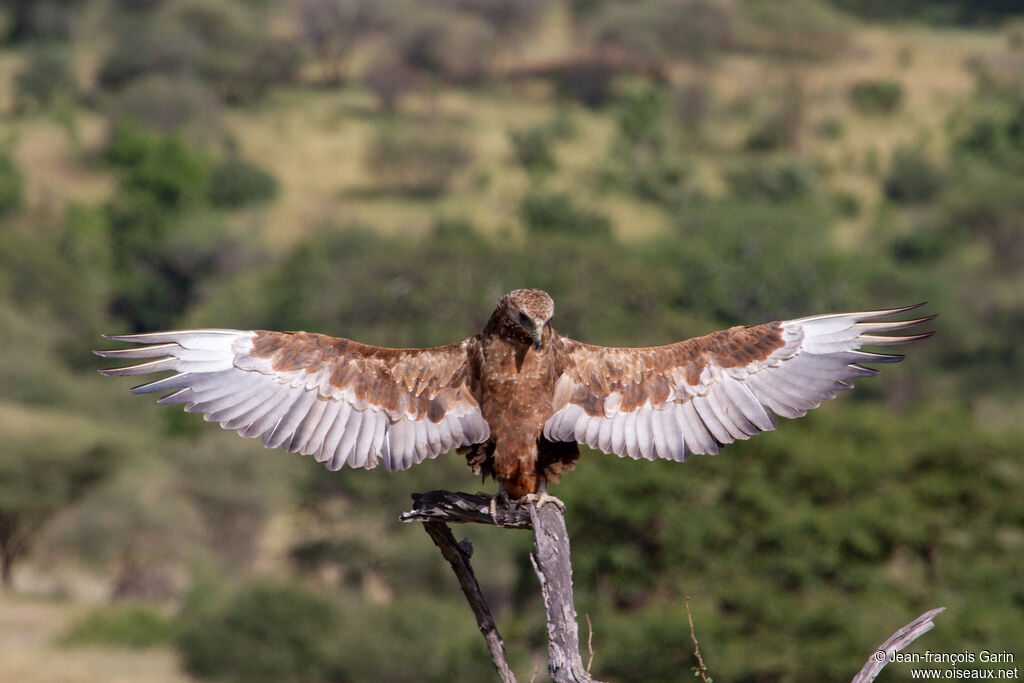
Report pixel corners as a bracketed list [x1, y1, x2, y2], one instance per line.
[544, 305, 933, 461]
[97, 329, 490, 471]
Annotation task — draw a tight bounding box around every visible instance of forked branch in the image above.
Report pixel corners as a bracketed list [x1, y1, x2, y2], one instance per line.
[403, 490, 942, 683]
[402, 490, 602, 683]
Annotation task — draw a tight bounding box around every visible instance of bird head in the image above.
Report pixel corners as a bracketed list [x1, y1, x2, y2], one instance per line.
[502, 289, 554, 349]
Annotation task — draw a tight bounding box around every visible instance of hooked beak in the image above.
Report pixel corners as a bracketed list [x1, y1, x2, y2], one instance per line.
[530, 326, 543, 350]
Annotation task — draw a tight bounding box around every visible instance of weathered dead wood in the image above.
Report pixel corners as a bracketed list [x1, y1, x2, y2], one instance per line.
[852, 607, 947, 683]
[402, 490, 603, 683]
[403, 490, 941, 683]
[420, 520, 517, 683]
[528, 502, 600, 683]
[399, 490, 532, 529]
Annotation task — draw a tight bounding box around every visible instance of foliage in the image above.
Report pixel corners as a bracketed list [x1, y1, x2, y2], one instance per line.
[725, 159, 816, 202]
[293, 0, 381, 84]
[396, 9, 497, 85]
[672, 78, 713, 131]
[365, 128, 473, 196]
[207, 156, 278, 208]
[450, 0, 550, 41]
[883, 146, 944, 203]
[567, 404, 1024, 681]
[98, 15, 200, 90]
[520, 189, 613, 239]
[739, 0, 851, 60]
[0, 154, 24, 217]
[589, 0, 736, 63]
[825, 0, 1024, 23]
[744, 75, 805, 152]
[951, 99, 1024, 172]
[364, 54, 418, 112]
[602, 84, 690, 202]
[849, 78, 905, 115]
[108, 75, 221, 141]
[98, 0, 297, 102]
[0, 0, 86, 42]
[101, 122, 250, 331]
[105, 122, 210, 207]
[2, 3, 1024, 680]
[0, 403, 123, 586]
[58, 603, 176, 648]
[508, 125, 558, 177]
[14, 47, 77, 109]
[177, 579, 344, 683]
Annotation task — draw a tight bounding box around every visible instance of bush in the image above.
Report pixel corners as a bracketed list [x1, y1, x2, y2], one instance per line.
[744, 114, 789, 151]
[364, 54, 417, 112]
[245, 35, 306, 98]
[109, 75, 221, 141]
[3, 0, 84, 42]
[398, 11, 497, 85]
[673, 79, 712, 131]
[294, 0, 381, 85]
[365, 129, 473, 196]
[508, 125, 557, 177]
[449, 0, 549, 40]
[745, 75, 805, 152]
[0, 155, 25, 217]
[98, 18, 201, 90]
[590, 0, 735, 63]
[106, 122, 210, 208]
[849, 78, 904, 115]
[725, 159, 816, 202]
[739, 0, 850, 60]
[177, 579, 343, 683]
[520, 190, 613, 239]
[952, 100, 1024, 172]
[207, 157, 278, 208]
[883, 146, 943, 203]
[59, 603, 175, 648]
[832, 189, 861, 217]
[15, 48, 77, 109]
[555, 58, 616, 108]
[602, 84, 690, 202]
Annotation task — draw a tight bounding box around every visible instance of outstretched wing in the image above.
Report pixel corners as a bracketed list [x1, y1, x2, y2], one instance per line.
[543, 305, 933, 462]
[97, 330, 489, 471]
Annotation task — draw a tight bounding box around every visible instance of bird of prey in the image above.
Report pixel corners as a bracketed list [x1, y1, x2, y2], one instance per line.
[98, 289, 932, 504]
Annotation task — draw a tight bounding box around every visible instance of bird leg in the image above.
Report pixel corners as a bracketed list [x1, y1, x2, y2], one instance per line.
[488, 490, 512, 523]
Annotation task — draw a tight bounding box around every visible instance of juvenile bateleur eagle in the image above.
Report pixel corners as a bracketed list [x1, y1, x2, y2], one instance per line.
[98, 289, 933, 501]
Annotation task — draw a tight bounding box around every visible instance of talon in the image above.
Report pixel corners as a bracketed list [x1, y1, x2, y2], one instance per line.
[522, 492, 565, 511]
[489, 491, 511, 524]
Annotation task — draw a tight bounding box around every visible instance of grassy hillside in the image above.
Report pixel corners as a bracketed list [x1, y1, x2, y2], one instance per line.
[1, 1, 1022, 681]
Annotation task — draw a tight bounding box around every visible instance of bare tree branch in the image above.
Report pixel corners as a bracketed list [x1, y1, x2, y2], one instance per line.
[402, 491, 604, 682]
[405, 490, 941, 683]
[852, 607, 947, 683]
[400, 490, 532, 529]
[685, 596, 712, 683]
[420, 520, 517, 683]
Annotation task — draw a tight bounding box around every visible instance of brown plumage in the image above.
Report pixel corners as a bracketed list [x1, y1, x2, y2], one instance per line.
[97, 289, 933, 499]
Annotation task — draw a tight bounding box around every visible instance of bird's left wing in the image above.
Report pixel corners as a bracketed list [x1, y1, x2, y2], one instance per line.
[543, 305, 933, 462]
[98, 329, 489, 471]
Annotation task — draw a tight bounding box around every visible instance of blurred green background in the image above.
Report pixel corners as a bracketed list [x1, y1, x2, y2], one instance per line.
[0, 1, 1022, 681]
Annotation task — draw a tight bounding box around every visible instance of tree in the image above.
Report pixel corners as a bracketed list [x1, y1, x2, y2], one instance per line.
[0, 404, 122, 588]
[292, 0, 379, 85]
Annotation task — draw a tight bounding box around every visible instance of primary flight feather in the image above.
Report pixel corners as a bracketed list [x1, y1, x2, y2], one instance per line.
[98, 289, 933, 499]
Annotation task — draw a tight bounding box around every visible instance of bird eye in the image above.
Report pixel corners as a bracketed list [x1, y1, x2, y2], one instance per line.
[519, 312, 530, 325]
